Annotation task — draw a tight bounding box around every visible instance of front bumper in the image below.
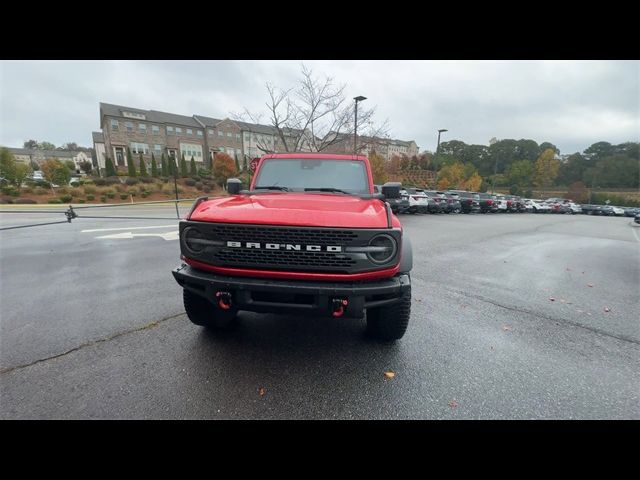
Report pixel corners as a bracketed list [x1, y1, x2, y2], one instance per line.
[173, 263, 411, 319]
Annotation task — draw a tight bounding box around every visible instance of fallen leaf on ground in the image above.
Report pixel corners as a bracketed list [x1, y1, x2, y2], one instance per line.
[448, 400, 458, 408]
[587, 284, 594, 288]
[604, 307, 611, 312]
[258, 388, 266, 397]
[549, 297, 555, 301]
[384, 371, 395, 379]
[502, 325, 513, 331]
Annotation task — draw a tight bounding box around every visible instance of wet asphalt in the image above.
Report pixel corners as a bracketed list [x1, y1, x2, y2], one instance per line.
[1, 207, 638, 419]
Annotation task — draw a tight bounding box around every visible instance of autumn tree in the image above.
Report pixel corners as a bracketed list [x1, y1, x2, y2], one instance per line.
[41, 159, 71, 191]
[213, 153, 237, 187]
[566, 181, 589, 203]
[436, 161, 482, 191]
[368, 152, 387, 184]
[533, 148, 560, 187]
[385, 154, 401, 175]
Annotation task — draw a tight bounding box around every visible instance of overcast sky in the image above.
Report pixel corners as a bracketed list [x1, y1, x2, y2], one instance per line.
[1, 60, 638, 154]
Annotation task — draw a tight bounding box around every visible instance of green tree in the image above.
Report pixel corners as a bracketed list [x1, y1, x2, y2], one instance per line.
[151, 153, 158, 177]
[127, 148, 137, 176]
[557, 152, 588, 186]
[161, 153, 168, 177]
[38, 141, 56, 150]
[539, 142, 559, 155]
[180, 153, 188, 177]
[41, 159, 71, 189]
[583, 141, 613, 160]
[79, 160, 93, 175]
[14, 163, 32, 187]
[505, 160, 533, 187]
[190, 156, 197, 176]
[0, 148, 17, 184]
[533, 148, 561, 187]
[368, 152, 387, 184]
[213, 153, 237, 187]
[138, 153, 148, 176]
[584, 154, 640, 188]
[105, 157, 116, 177]
[234, 154, 241, 173]
[65, 160, 76, 171]
[23, 140, 38, 149]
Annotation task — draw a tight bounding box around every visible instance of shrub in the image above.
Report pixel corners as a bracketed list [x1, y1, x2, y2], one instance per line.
[139, 176, 153, 184]
[106, 191, 115, 199]
[120, 193, 129, 200]
[94, 178, 107, 186]
[86, 194, 95, 201]
[57, 186, 69, 195]
[125, 177, 139, 186]
[100, 195, 107, 202]
[48, 198, 62, 204]
[84, 185, 97, 195]
[14, 198, 37, 204]
[105, 177, 121, 185]
[195, 182, 203, 190]
[184, 178, 196, 187]
[127, 188, 137, 196]
[34, 187, 47, 195]
[59, 194, 73, 203]
[69, 188, 82, 197]
[202, 185, 212, 193]
[78, 199, 86, 204]
[0, 196, 13, 204]
[141, 192, 149, 198]
[1, 186, 19, 196]
[21, 186, 33, 194]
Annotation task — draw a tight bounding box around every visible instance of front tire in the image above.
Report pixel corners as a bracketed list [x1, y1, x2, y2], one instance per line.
[366, 287, 411, 341]
[183, 289, 237, 329]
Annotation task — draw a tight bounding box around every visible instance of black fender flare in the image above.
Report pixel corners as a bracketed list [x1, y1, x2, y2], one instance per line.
[399, 235, 413, 273]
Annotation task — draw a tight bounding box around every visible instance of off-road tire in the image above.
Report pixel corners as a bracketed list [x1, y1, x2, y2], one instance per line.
[183, 289, 237, 329]
[366, 287, 411, 341]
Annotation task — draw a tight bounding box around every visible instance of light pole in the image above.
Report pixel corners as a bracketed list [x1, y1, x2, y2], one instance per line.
[354, 96, 367, 154]
[435, 128, 447, 169]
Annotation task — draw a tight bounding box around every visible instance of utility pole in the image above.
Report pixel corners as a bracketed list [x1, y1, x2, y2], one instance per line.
[353, 96, 367, 154]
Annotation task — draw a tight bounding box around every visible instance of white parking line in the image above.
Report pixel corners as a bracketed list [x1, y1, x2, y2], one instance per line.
[81, 225, 177, 233]
[630, 223, 640, 243]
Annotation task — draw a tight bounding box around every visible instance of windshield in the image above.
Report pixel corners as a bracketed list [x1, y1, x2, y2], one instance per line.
[254, 159, 370, 194]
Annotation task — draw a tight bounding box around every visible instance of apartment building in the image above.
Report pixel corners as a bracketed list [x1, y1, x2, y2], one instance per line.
[98, 102, 313, 174]
[5, 147, 91, 170]
[322, 132, 419, 161]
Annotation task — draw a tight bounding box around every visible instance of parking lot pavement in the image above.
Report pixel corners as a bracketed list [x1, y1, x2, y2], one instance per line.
[1, 209, 639, 419]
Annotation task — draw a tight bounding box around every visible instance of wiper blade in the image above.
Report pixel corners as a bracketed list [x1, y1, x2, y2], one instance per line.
[304, 187, 351, 194]
[254, 185, 289, 191]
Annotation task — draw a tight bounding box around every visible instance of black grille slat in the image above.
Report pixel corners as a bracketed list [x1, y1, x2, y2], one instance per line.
[208, 225, 359, 246]
[214, 249, 357, 268]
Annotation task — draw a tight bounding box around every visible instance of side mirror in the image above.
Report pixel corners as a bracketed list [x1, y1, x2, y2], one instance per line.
[227, 178, 242, 195]
[381, 182, 401, 199]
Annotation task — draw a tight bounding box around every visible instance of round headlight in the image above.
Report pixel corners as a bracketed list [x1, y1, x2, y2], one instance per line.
[183, 226, 206, 254]
[367, 234, 397, 264]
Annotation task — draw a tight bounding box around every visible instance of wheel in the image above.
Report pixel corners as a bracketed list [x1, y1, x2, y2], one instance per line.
[366, 286, 411, 341]
[183, 289, 237, 329]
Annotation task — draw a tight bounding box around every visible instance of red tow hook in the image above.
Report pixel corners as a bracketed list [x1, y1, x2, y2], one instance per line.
[215, 291, 232, 310]
[332, 298, 349, 318]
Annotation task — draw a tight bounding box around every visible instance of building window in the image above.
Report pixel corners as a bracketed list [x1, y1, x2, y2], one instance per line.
[152, 125, 160, 135]
[208, 129, 215, 135]
[226, 132, 232, 138]
[220, 147, 225, 153]
[110, 119, 119, 131]
[167, 126, 174, 135]
[197, 130, 203, 136]
[139, 123, 147, 133]
[180, 143, 202, 160]
[244, 133, 250, 141]
[176, 127, 182, 134]
[187, 129, 193, 135]
[218, 130, 223, 137]
[125, 121, 133, 133]
[154, 144, 162, 153]
[130, 142, 149, 155]
[196, 151, 201, 157]
[236, 133, 241, 141]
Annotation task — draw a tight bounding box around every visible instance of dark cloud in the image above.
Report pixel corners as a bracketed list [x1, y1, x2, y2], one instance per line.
[1, 60, 637, 153]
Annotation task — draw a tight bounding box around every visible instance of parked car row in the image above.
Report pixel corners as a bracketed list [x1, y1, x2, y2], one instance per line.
[375, 186, 638, 218]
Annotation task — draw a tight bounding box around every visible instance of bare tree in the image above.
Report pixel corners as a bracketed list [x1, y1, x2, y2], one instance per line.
[233, 64, 389, 154]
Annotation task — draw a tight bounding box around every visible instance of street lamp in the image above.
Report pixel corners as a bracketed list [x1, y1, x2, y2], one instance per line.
[354, 96, 367, 154]
[435, 128, 448, 168]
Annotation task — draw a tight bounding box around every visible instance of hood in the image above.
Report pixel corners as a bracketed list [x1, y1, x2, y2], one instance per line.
[189, 193, 400, 228]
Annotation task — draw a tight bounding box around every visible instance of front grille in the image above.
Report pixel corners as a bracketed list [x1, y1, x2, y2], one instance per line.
[214, 249, 357, 268]
[208, 224, 359, 246]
